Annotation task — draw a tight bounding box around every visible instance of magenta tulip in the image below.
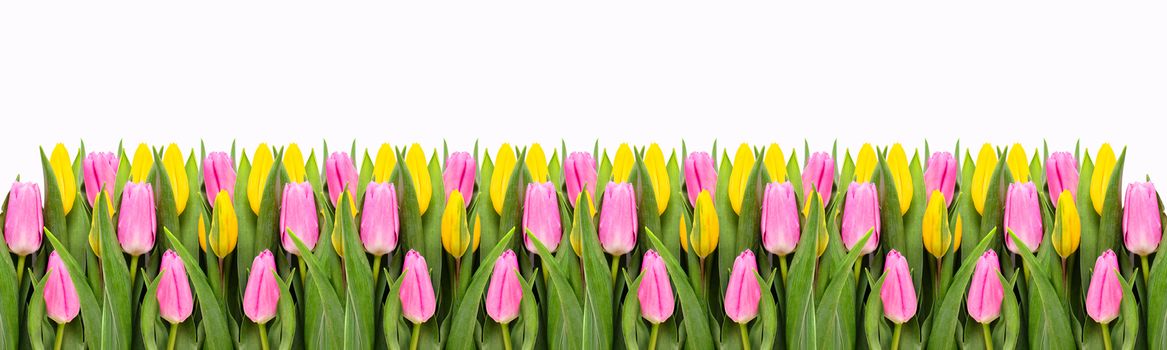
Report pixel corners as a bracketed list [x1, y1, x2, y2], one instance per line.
[684, 152, 717, 206]
[83, 152, 118, 206]
[400, 250, 437, 324]
[118, 182, 156, 256]
[761, 182, 799, 256]
[4, 182, 43, 256]
[280, 182, 319, 255]
[1086, 250, 1122, 324]
[564, 152, 597, 207]
[842, 182, 881, 255]
[157, 250, 194, 324]
[924, 152, 957, 206]
[44, 252, 80, 324]
[523, 182, 562, 253]
[881, 250, 917, 324]
[443, 152, 476, 207]
[724, 250, 761, 324]
[599, 182, 638, 256]
[1123, 182, 1162, 256]
[1045, 152, 1079, 203]
[203, 152, 236, 206]
[243, 250, 280, 324]
[803, 152, 836, 201]
[967, 249, 1003, 323]
[360, 182, 400, 256]
[325, 152, 358, 206]
[638, 250, 674, 324]
[485, 250, 522, 324]
[1004, 182, 1043, 254]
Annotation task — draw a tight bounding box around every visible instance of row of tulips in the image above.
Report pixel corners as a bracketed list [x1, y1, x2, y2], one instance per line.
[1, 140, 1165, 349]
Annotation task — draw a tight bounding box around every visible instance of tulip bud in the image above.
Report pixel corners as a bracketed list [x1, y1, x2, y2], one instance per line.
[45, 252, 80, 324]
[971, 143, 998, 214]
[83, 152, 118, 208]
[599, 182, 638, 256]
[406, 144, 433, 215]
[326, 152, 358, 207]
[158, 250, 194, 324]
[373, 143, 397, 183]
[724, 250, 761, 324]
[728, 144, 755, 214]
[761, 182, 799, 256]
[49, 144, 78, 215]
[361, 182, 399, 256]
[842, 182, 880, 255]
[129, 143, 154, 183]
[881, 250, 917, 324]
[922, 190, 953, 259]
[491, 144, 516, 214]
[443, 152, 476, 207]
[684, 152, 717, 207]
[207, 191, 238, 258]
[248, 144, 274, 214]
[638, 250, 675, 324]
[400, 250, 437, 324]
[442, 191, 472, 259]
[4, 182, 43, 256]
[1004, 182, 1043, 254]
[854, 143, 877, 183]
[645, 144, 671, 214]
[471, 212, 482, 253]
[283, 143, 307, 183]
[1045, 152, 1079, 203]
[1091, 143, 1117, 214]
[332, 192, 356, 257]
[280, 182, 319, 255]
[612, 143, 634, 183]
[526, 143, 549, 183]
[690, 190, 719, 258]
[118, 182, 156, 256]
[565, 152, 598, 210]
[678, 213, 689, 253]
[924, 152, 957, 207]
[523, 182, 562, 252]
[1123, 182, 1162, 256]
[966, 249, 1003, 323]
[1005, 144, 1030, 183]
[1086, 250, 1122, 324]
[1052, 191, 1081, 258]
[763, 143, 787, 183]
[887, 144, 914, 214]
[485, 250, 522, 324]
[803, 152, 836, 203]
[203, 152, 236, 206]
[163, 144, 190, 214]
[243, 250, 280, 324]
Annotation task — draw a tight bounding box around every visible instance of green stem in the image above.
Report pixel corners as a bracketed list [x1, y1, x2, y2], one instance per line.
[15, 256, 25, 286]
[258, 322, 270, 350]
[166, 322, 178, 350]
[372, 254, 383, 285]
[739, 322, 751, 350]
[129, 255, 140, 286]
[982, 322, 993, 350]
[501, 322, 513, 350]
[1141, 255, 1151, 285]
[853, 258, 862, 282]
[1101, 322, 1112, 350]
[298, 258, 308, 286]
[648, 323, 661, 350]
[610, 254, 620, 285]
[409, 322, 421, 350]
[891, 323, 903, 350]
[778, 255, 789, 283]
[54, 322, 65, 350]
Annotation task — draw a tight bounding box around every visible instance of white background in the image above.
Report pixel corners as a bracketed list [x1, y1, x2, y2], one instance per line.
[2, 2, 1165, 185]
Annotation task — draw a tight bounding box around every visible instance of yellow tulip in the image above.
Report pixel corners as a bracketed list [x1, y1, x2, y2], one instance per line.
[471, 212, 482, 253]
[763, 143, 786, 183]
[197, 210, 207, 252]
[49, 144, 77, 215]
[284, 143, 307, 183]
[1052, 191, 1081, 258]
[248, 144, 274, 214]
[953, 215, 963, 253]
[971, 143, 998, 214]
[373, 143, 396, 183]
[332, 192, 357, 257]
[854, 143, 877, 183]
[406, 144, 432, 215]
[679, 213, 689, 253]
[816, 211, 829, 258]
[569, 192, 593, 257]
[163, 144, 190, 214]
[612, 143, 634, 183]
[645, 143, 670, 214]
[441, 191, 471, 259]
[526, 143, 549, 183]
[888, 144, 913, 215]
[1006, 143, 1029, 183]
[130, 143, 153, 183]
[1091, 143, 1116, 214]
[728, 143, 755, 214]
[88, 191, 115, 259]
[691, 190, 719, 258]
[491, 144, 516, 214]
[208, 191, 238, 258]
[922, 191, 952, 259]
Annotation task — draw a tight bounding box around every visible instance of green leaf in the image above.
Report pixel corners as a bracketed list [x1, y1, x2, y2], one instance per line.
[382, 271, 408, 350]
[338, 193, 374, 350]
[864, 271, 889, 349]
[273, 270, 297, 350]
[1116, 271, 1139, 350]
[285, 229, 345, 349]
[815, 229, 873, 350]
[444, 229, 517, 350]
[27, 270, 51, 350]
[786, 194, 823, 349]
[139, 271, 164, 350]
[925, 231, 998, 349]
[620, 272, 646, 350]
[97, 189, 131, 350]
[162, 228, 234, 350]
[517, 271, 540, 350]
[643, 228, 715, 349]
[1007, 229, 1075, 350]
[524, 229, 584, 347]
[578, 193, 614, 349]
[0, 210, 20, 349]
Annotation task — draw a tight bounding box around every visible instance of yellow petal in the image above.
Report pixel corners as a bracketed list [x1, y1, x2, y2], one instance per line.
[728, 143, 755, 214]
[163, 144, 189, 214]
[284, 143, 307, 183]
[130, 143, 154, 183]
[1006, 143, 1029, 183]
[406, 144, 433, 215]
[491, 144, 516, 214]
[816, 212, 829, 258]
[922, 190, 950, 259]
[441, 191, 470, 259]
[612, 143, 634, 183]
[212, 191, 239, 258]
[198, 210, 208, 252]
[471, 213, 482, 253]
[679, 214, 689, 253]
[971, 143, 998, 214]
[1054, 191, 1081, 258]
[248, 144, 274, 214]
[1091, 143, 1116, 214]
[953, 215, 963, 253]
[764, 143, 786, 183]
[854, 143, 877, 183]
[693, 190, 719, 258]
[49, 144, 77, 215]
[645, 143, 671, 214]
[373, 143, 396, 183]
[888, 144, 913, 215]
[526, 143, 549, 183]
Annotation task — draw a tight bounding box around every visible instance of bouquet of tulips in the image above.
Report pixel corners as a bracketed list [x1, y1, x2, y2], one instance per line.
[2, 140, 1166, 350]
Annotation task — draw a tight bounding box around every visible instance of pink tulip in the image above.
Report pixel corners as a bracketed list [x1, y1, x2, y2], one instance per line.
[243, 250, 280, 324]
[523, 182, 562, 253]
[443, 152, 476, 207]
[280, 182, 319, 255]
[924, 152, 957, 207]
[761, 182, 800, 256]
[1123, 182, 1162, 256]
[803, 152, 836, 201]
[881, 250, 917, 324]
[118, 182, 156, 256]
[564, 152, 597, 207]
[203, 152, 236, 206]
[157, 250, 194, 324]
[599, 182, 638, 256]
[842, 182, 881, 255]
[4, 182, 43, 256]
[44, 252, 80, 324]
[83, 152, 118, 206]
[400, 250, 437, 324]
[967, 250, 1003, 323]
[360, 182, 400, 256]
[638, 250, 674, 324]
[724, 250, 761, 324]
[485, 250, 522, 324]
[1086, 250, 1122, 324]
[1045, 152, 1079, 203]
[325, 152, 358, 206]
[684, 152, 717, 206]
[1004, 182, 1043, 254]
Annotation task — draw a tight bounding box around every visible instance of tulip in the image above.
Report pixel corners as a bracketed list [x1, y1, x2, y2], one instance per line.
[332, 192, 357, 257]
[280, 182, 319, 255]
[284, 143, 307, 183]
[442, 191, 472, 259]
[690, 190, 719, 259]
[855, 143, 877, 182]
[204, 191, 238, 258]
[881, 250, 917, 324]
[244, 250, 280, 324]
[485, 250, 522, 324]
[1086, 250, 1121, 324]
[361, 182, 400, 256]
[130, 143, 153, 183]
[967, 250, 1003, 324]
[599, 182, 638, 256]
[763, 143, 787, 183]
[163, 144, 190, 214]
[638, 250, 675, 324]
[400, 250, 437, 324]
[1005, 143, 1030, 183]
[118, 182, 156, 256]
[326, 152, 359, 206]
[565, 152, 598, 209]
[443, 152, 476, 207]
[1123, 182, 1161, 256]
[203, 152, 236, 206]
[248, 144, 274, 214]
[4, 182, 43, 256]
[924, 152, 957, 207]
[83, 151, 118, 207]
[44, 252, 80, 324]
[922, 190, 953, 259]
[612, 143, 634, 183]
[49, 144, 77, 214]
[491, 144, 516, 214]
[471, 212, 482, 253]
[406, 144, 433, 215]
[971, 143, 998, 214]
[1045, 152, 1079, 203]
[803, 152, 836, 202]
[1004, 182, 1042, 254]
[728, 143, 755, 214]
[842, 182, 880, 255]
[645, 143, 671, 214]
[1052, 191, 1081, 259]
[526, 143, 549, 183]
[1091, 143, 1117, 214]
[724, 250, 761, 323]
[684, 152, 717, 206]
[373, 143, 397, 183]
[888, 144, 913, 214]
[523, 182, 562, 252]
[761, 182, 799, 256]
[157, 250, 194, 324]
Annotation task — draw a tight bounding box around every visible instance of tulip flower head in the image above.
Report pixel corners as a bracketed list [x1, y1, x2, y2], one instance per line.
[887, 144, 913, 214]
[1123, 182, 1162, 256]
[760, 182, 800, 256]
[690, 190, 719, 259]
[280, 182, 319, 255]
[5, 181, 43, 256]
[361, 182, 400, 256]
[443, 152, 476, 207]
[49, 144, 77, 215]
[842, 182, 880, 255]
[599, 182, 638, 256]
[967, 250, 1003, 324]
[881, 250, 917, 324]
[158, 250, 194, 324]
[1086, 250, 1122, 324]
[763, 143, 787, 183]
[491, 144, 516, 214]
[924, 152, 957, 207]
[526, 143, 549, 183]
[203, 152, 236, 206]
[565, 151, 598, 212]
[44, 252, 80, 324]
[283, 143, 307, 183]
[1004, 182, 1043, 254]
[728, 143, 756, 214]
[523, 182, 562, 252]
[163, 144, 190, 214]
[248, 144, 274, 214]
[1091, 144, 1117, 214]
[638, 250, 675, 324]
[400, 250, 437, 324]
[326, 151, 359, 207]
[645, 143, 671, 214]
[406, 144, 433, 215]
[684, 152, 717, 206]
[724, 250, 761, 323]
[922, 190, 953, 259]
[612, 143, 634, 183]
[441, 190, 472, 259]
[485, 250, 522, 324]
[118, 182, 157, 256]
[855, 143, 877, 183]
[971, 143, 998, 214]
[202, 191, 238, 258]
[803, 152, 836, 204]
[373, 143, 397, 183]
[1005, 144, 1030, 183]
[1045, 152, 1079, 203]
[83, 151, 118, 208]
[1052, 191, 1081, 259]
[243, 250, 280, 324]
